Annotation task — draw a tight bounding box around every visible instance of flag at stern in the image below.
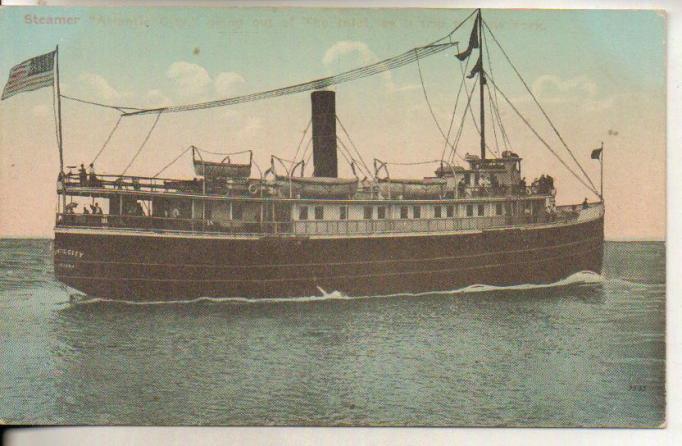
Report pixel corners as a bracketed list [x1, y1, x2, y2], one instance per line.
[1, 50, 56, 100]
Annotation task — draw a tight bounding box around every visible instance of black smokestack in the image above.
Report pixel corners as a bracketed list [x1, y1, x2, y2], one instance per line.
[311, 90, 338, 177]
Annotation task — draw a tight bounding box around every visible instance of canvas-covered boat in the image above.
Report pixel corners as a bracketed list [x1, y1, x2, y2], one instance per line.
[276, 175, 359, 198]
[192, 146, 252, 178]
[378, 177, 448, 199]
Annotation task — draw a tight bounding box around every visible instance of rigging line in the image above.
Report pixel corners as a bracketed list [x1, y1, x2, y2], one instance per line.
[439, 44, 469, 163]
[483, 19, 598, 193]
[449, 77, 479, 165]
[335, 115, 372, 178]
[482, 26, 512, 151]
[290, 120, 312, 169]
[121, 111, 163, 176]
[303, 140, 314, 170]
[453, 50, 498, 158]
[120, 11, 478, 118]
[91, 115, 123, 165]
[51, 82, 61, 153]
[60, 94, 142, 112]
[336, 137, 372, 178]
[334, 138, 356, 169]
[487, 77, 600, 196]
[486, 82, 512, 152]
[486, 88, 502, 156]
[123, 43, 458, 117]
[153, 145, 193, 178]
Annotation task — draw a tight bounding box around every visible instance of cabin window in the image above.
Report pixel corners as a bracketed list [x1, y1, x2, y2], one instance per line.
[363, 206, 373, 220]
[377, 206, 386, 219]
[446, 205, 455, 218]
[434, 206, 442, 218]
[412, 206, 421, 219]
[466, 204, 473, 217]
[400, 206, 408, 219]
[339, 206, 347, 220]
[232, 202, 243, 220]
[299, 206, 308, 220]
[477, 204, 485, 216]
[314, 206, 324, 220]
[496, 203, 503, 215]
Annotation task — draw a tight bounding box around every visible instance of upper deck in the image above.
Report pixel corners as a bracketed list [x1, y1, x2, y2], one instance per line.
[55, 171, 602, 239]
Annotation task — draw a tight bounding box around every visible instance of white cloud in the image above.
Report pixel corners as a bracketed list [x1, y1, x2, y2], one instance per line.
[322, 40, 399, 92]
[214, 71, 246, 97]
[323, 41, 377, 66]
[78, 72, 123, 102]
[524, 74, 617, 112]
[166, 61, 212, 99]
[144, 89, 173, 108]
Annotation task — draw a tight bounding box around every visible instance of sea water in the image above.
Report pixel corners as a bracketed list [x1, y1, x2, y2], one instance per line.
[0, 240, 665, 426]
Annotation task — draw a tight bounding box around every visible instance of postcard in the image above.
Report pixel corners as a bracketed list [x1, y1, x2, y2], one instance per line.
[0, 5, 665, 427]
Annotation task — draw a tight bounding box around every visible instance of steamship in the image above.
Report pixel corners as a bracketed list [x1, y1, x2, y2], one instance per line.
[32, 10, 603, 301]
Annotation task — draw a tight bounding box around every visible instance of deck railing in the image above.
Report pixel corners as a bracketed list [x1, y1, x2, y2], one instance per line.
[55, 207, 588, 237]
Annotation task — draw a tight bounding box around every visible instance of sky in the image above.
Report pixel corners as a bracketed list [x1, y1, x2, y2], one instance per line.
[0, 6, 666, 239]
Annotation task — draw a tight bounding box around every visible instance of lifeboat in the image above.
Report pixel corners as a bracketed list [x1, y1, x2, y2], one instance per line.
[276, 176, 359, 198]
[378, 177, 447, 199]
[192, 146, 252, 178]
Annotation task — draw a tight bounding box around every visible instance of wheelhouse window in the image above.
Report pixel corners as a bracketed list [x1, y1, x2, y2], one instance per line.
[477, 204, 485, 216]
[446, 205, 455, 218]
[232, 202, 243, 220]
[496, 203, 503, 215]
[299, 206, 308, 220]
[434, 206, 442, 218]
[412, 206, 421, 219]
[339, 206, 348, 220]
[363, 206, 373, 220]
[314, 206, 324, 220]
[377, 206, 386, 219]
[466, 204, 473, 217]
[400, 206, 408, 219]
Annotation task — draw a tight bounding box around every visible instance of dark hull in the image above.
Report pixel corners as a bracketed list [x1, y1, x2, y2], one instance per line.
[53, 217, 603, 301]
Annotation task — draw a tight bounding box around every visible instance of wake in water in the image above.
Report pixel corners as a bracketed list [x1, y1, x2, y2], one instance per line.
[71, 270, 604, 306]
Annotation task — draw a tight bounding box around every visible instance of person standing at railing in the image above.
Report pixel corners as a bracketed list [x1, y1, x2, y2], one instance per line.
[78, 164, 87, 187]
[87, 163, 100, 187]
[582, 198, 589, 209]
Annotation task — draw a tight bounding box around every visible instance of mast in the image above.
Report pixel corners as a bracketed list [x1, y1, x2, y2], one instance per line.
[478, 10, 486, 160]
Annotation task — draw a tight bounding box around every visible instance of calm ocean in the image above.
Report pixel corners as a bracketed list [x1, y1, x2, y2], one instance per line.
[0, 240, 665, 426]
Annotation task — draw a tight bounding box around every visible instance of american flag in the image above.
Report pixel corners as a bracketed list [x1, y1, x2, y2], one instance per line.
[1, 51, 56, 100]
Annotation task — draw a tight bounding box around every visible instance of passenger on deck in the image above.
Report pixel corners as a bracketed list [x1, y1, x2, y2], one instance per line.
[65, 202, 78, 214]
[78, 164, 87, 186]
[582, 198, 589, 209]
[171, 207, 181, 219]
[88, 163, 99, 187]
[94, 202, 103, 214]
[83, 206, 90, 214]
[457, 179, 466, 197]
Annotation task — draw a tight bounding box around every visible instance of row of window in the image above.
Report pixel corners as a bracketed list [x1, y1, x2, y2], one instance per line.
[298, 203, 505, 221]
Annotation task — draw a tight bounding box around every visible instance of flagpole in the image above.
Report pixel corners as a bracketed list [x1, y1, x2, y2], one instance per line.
[600, 141, 604, 202]
[55, 45, 67, 217]
[55, 45, 64, 175]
